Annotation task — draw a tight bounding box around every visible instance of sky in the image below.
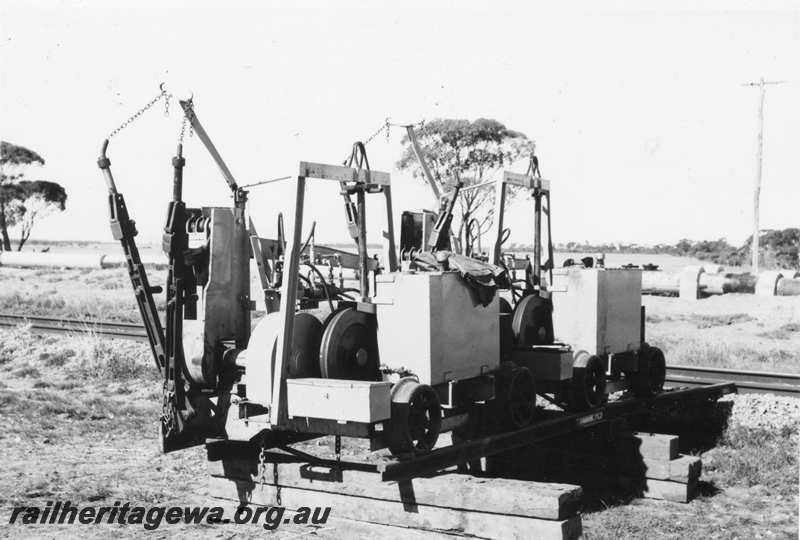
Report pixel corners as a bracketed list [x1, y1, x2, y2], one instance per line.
[1, 0, 799, 249]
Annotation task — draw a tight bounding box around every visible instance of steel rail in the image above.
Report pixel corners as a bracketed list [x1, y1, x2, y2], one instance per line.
[0, 314, 148, 342]
[665, 364, 800, 397]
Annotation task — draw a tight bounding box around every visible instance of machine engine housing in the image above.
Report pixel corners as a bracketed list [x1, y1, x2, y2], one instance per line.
[376, 270, 500, 385]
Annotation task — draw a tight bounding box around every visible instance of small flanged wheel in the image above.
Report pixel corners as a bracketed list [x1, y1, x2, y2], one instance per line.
[288, 312, 323, 378]
[631, 344, 666, 397]
[568, 352, 607, 411]
[511, 294, 554, 346]
[387, 378, 442, 456]
[319, 307, 380, 381]
[492, 362, 537, 430]
[507, 366, 537, 428]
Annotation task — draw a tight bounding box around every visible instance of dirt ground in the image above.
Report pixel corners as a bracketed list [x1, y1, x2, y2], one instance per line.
[0, 267, 798, 538]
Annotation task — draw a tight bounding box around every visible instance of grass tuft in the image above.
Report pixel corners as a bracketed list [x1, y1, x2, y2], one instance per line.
[704, 425, 799, 497]
[757, 322, 800, 340]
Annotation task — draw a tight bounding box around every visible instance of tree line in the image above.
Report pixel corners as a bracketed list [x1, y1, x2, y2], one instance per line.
[556, 231, 799, 269]
[0, 141, 67, 251]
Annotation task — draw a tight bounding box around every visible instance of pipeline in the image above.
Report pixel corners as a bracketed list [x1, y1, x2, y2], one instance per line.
[641, 268, 799, 297]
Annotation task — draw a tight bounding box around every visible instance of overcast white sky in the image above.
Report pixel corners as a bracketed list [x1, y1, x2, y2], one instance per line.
[1, 1, 798, 248]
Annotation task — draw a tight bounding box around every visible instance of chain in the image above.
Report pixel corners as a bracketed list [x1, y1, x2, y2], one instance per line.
[273, 462, 282, 505]
[361, 117, 390, 147]
[179, 99, 195, 144]
[335, 435, 342, 463]
[107, 85, 171, 140]
[257, 443, 268, 487]
[160, 381, 177, 436]
[358, 117, 427, 147]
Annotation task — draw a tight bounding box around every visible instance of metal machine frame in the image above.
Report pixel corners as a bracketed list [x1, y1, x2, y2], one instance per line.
[264, 156, 397, 427]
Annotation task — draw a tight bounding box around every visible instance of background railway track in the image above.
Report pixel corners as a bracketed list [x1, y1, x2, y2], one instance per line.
[664, 365, 800, 397]
[0, 314, 148, 342]
[1, 313, 798, 396]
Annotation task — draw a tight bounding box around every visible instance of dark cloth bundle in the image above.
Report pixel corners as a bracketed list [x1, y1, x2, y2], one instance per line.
[412, 251, 510, 307]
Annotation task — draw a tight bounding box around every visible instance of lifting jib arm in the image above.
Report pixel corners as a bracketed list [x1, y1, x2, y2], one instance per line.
[97, 140, 166, 372]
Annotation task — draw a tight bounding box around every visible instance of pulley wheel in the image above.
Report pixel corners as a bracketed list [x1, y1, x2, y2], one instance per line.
[387, 378, 442, 456]
[288, 312, 323, 378]
[568, 352, 607, 411]
[319, 307, 380, 381]
[499, 297, 515, 358]
[631, 344, 666, 397]
[511, 294, 554, 347]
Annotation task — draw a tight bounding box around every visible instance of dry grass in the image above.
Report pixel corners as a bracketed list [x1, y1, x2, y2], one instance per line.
[644, 295, 800, 373]
[703, 425, 799, 497]
[649, 335, 800, 372]
[757, 322, 800, 340]
[0, 267, 163, 322]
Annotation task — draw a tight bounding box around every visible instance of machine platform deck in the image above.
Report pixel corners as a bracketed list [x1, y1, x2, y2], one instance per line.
[207, 383, 734, 539]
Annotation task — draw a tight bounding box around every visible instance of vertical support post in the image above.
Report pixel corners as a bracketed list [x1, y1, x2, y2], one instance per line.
[270, 175, 306, 426]
[382, 186, 398, 272]
[356, 189, 369, 301]
[743, 77, 784, 274]
[545, 190, 554, 286]
[752, 79, 766, 274]
[533, 188, 542, 288]
[489, 179, 507, 266]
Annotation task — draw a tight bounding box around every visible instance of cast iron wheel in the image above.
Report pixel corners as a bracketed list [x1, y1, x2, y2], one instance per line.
[511, 294, 554, 346]
[508, 366, 537, 428]
[387, 379, 442, 456]
[288, 312, 323, 378]
[497, 364, 537, 429]
[319, 307, 380, 381]
[631, 344, 666, 397]
[568, 352, 607, 411]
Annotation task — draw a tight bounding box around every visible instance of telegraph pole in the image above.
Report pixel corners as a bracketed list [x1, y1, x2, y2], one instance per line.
[742, 78, 786, 274]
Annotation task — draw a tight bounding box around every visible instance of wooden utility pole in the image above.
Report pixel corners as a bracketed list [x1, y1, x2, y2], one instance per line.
[742, 78, 785, 273]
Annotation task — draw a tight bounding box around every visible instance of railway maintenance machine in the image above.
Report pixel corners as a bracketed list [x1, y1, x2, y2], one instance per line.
[486, 164, 668, 413]
[98, 98, 734, 481]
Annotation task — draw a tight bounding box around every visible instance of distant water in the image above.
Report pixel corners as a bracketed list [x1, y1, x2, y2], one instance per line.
[23, 241, 718, 274]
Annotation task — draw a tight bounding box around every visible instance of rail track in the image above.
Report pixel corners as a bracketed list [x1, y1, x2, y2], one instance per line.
[664, 364, 800, 397]
[0, 314, 148, 342]
[1, 314, 798, 396]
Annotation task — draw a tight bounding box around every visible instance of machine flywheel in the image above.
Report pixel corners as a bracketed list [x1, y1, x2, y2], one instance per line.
[319, 307, 380, 381]
[288, 312, 323, 378]
[511, 294, 554, 346]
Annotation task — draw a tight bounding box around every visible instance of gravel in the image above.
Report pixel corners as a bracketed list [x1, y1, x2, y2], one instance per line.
[720, 392, 800, 431]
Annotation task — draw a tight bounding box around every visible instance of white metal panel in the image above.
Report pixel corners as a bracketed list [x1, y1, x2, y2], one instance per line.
[286, 378, 391, 423]
[376, 272, 433, 381]
[598, 270, 641, 353]
[376, 271, 500, 385]
[552, 269, 641, 355]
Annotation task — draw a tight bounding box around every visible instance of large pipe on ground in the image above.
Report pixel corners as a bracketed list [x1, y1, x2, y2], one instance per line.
[777, 277, 800, 296]
[641, 271, 680, 295]
[642, 270, 759, 296]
